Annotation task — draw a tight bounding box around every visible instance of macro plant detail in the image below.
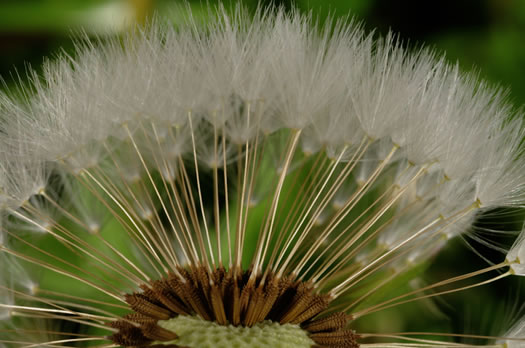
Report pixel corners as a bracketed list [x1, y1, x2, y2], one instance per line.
[1, 6, 525, 348]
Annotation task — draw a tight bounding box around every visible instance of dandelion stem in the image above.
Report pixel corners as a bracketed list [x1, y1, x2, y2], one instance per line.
[254, 129, 302, 280]
[188, 111, 215, 269]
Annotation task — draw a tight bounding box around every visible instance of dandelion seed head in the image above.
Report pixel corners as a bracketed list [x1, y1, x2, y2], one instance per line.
[0, 5, 524, 348]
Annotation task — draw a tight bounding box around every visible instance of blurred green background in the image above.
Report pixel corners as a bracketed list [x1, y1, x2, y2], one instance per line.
[2, 0, 525, 106]
[1, 0, 524, 343]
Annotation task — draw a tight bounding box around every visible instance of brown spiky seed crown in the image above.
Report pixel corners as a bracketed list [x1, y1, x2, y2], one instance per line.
[110, 266, 358, 347]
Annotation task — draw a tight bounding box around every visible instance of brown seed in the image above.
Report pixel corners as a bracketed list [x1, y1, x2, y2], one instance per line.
[141, 322, 179, 341]
[125, 293, 172, 320]
[310, 330, 359, 347]
[302, 312, 351, 333]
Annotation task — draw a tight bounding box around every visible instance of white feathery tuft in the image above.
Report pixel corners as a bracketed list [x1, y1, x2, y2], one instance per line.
[508, 223, 525, 276]
[502, 316, 525, 348]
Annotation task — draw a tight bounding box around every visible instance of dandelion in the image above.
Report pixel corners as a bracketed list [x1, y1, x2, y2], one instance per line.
[1, 6, 525, 348]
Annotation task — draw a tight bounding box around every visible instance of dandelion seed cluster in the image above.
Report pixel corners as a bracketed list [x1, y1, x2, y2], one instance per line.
[1, 6, 525, 348]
